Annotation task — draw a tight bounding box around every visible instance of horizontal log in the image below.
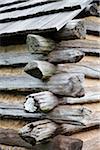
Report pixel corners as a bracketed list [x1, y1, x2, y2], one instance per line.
[27, 34, 56, 54]
[61, 92, 100, 104]
[24, 61, 56, 80]
[57, 61, 100, 79]
[47, 73, 85, 97]
[0, 52, 46, 67]
[0, 75, 47, 92]
[80, 48, 100, 56]
[0, 128, 33, 149]
[24, 91, 58, 113]
[48, 49, 85, 64]
[48, 106, 100, 126]
[57, 38, 100, 49]
[53, 19, 86, 40]
[0, 103, 44, 120]
[19, 119, 58, 145]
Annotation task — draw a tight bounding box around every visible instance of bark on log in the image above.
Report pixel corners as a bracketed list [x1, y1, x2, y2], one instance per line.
[0, 128, 33, 149]
[52, 135, 83, 150]
[48, 49, 84, 64]
[57, 62, 100, 79]
[24, 91, 58, 113]
[47, 73, 85, 97]
[85, 3, 99, 16]
[48, 106, 100, 126]
[53, 19, 86, 40]
[27, 34, 56, 54]
[19, 119, 58, 145]
[24, 61, 56, 80]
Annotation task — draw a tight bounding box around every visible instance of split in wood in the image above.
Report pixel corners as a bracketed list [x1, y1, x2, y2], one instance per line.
[27, 34, 56, 54]
[48, 49, 85, 64]
[24, 61, 56, 80]
[53, 19, 86, 40]
[47, 73, 85, 97]
[57, 62, 100, 79]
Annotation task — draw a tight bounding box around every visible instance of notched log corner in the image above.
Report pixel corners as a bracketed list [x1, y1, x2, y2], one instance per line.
[48, 49, 85, 64]
[27, 34, 56, 54]
[24, 91, 58, 113]
[24, 61, 56, 80]
[47, 73, 85, 97]
[19, 119, 58, 145]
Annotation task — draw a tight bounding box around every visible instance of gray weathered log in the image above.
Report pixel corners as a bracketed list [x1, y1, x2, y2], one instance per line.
[48, 49, 85, 64]
[57, 39, 100, 49]
[53, 19, 86, 40]
[61, 92, 100, 104]
[19, 119, 58, 145]
[24, 91, 58, 113]
[0, 128, 33, 149]
[24, 61, 56, 80]
[47, 73, 85, 97]
[0, 74, 47, 92]
[27, 34, 56, 54]
[0, 52, 47, 67]
[0, 103, 44, 120]
[57, 62, 100, 79]
[48, 106, 93, 125]
[80, 48, 100, 56]
[52, 135, 83, 150]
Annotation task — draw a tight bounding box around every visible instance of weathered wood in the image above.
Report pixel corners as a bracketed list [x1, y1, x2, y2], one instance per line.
[19, 119, 58, 145]
[48, 49, 84, 64]
[57, 38, 100, 49]
[85, 3, 98, 16]
[61, 92, 100, 104]
[84, 17, 100, 35]
[27, 34, 56, 54]
[52, 135, 83, 150]
[0, 128, 33, 149]
[53, 19, 86, 40]
[24, 91, 58, 113]
[57, 62, 100, 79]
[24, 61, 56, 80]
[47, 73, 85, 97]
[0, 52, 47, 67]
[0, 75, 47, 92]
[0, 103, 44, 120]
[80, 48, 100, 56]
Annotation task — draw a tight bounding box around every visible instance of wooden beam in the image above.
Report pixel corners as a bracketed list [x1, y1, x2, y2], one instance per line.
[57, 61, 100, 79]
[53, 19, 86, 40]
[0, 75, 47, 92]
[0, 52, 46, 67]
[48, 49, 85, 64]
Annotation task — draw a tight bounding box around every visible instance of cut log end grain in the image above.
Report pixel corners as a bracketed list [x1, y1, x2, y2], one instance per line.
[24, 61, 56, 80]
[24, 91, 58, 113]
[19, 119, 58, 145]
[27, 34, 56, 54]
